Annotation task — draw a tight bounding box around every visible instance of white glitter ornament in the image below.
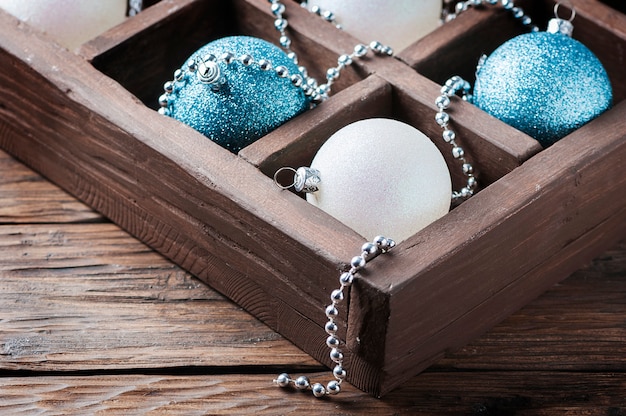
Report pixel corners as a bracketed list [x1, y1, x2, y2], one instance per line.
[307, 118, 451, 242]
[0, 0, 127, 50]
[306, 0, 441, 51]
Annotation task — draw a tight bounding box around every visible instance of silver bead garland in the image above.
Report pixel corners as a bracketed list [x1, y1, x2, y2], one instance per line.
[268, 0, 393, 101]
[128, 0, 142, 17]
[157, 50, 326, 116]
[274, 235, 395, 398]
[445, 0, 538, 32]
[435, 75, 478, 202]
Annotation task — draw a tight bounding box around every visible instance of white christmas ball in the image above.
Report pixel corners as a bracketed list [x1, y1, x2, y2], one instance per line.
[307, 118, 451, 242]
[307, 0, 441, 51]
[0, 0, 127, 50]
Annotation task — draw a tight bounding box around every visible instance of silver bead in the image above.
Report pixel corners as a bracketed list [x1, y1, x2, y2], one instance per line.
[435, 111, 450, 126]
[330, 348, 344, 363]
[327, 380, 341, 395]
[310, 5, 321, 14]
[174, 69, 184, 81]
[275, 373, 291, 387]
[440, 85, 454, 96]
[290, 73, 303, 87]
[158, 93, 169, 107]
[306, 77, 318, 89]
[331, 289, 344, 303]
[380, 45, 393, 56]
[338, 54, 352, 66]
[279, 35, 291, 49]
[452, 146, 465, 159]
[467, 176, 478, 189]
[321, 9, 334, 21]
[435, 95, 450, 109]
[354, 44, 368, 57]
[157, 107, 170, 116]
[524, 17, 534, 27]
[361, 242, 377, 259]
[461, 187, 472, 198]
[325, 321, 338, 335]
[325, 305, 339, 318]
[270, 3, 285, 15]
[326, 67, 339, 81]
[373, 235, 388, 250]
[220, 52, 235, 64]
[275, 65, 289, 78]
[294, 376, 310, 390]
[258, 59, 272, 71]
[312, 383, 326, 397]
[239, 54, 253, 66]
[316, 83, 329, 96]
[298, 65, 308, 78]
[186, 60, 197, 73]
[333, 365, 346, 379]
[274, 18, 288, 31]
[442, 129, 456, 143]
[462, 163, 474, 175]
[287, 52, 298, 63]
[511, 6, 523, 18]
[326, 335, 340, 348]
[163, 81, 174, 93]
[351, 255, 366, 269]
[369, 40, 383, 53]
[501, 0, 513, 10]
[339, 272, 354, 287]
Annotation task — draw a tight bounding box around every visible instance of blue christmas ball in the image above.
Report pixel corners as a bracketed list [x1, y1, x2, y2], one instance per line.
[473, 31, 612, 147]
[166, 36, 310, 153]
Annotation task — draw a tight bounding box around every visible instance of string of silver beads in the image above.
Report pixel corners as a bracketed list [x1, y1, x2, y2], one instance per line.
[435, 76, 478, 202]
[157, 51, 327, 116]
[300, 1, 342, 29]
[445, 0, 539, 32]
[268, 0, 393, 102]
[274, 235, 395, 398]
[128, 0, 143, 16]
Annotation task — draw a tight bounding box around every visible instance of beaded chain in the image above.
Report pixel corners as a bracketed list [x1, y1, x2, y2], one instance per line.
[299, 1, 342, 30]
[434, 0, 540, 202]
[158, 1, 394, 114]
[274, 235, 395, 397]
[157, 50, 327, 116]
[268, 0, 393, 101]
[435, 76, 478, 202]
[444, 0, 538, 32]
[128, 0, 142, 16]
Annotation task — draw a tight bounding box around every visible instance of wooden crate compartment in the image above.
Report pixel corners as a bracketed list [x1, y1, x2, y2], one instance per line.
[0, 0, 624, 398]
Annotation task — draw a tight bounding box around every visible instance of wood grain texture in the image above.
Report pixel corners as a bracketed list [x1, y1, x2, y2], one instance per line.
[0, 148, 101, 224]
[0, 223, 318, 371]
[0, 370, 624, 415]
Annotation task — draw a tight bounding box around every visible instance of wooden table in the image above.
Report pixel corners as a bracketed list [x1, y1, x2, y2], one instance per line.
[0, 146, 624, 415]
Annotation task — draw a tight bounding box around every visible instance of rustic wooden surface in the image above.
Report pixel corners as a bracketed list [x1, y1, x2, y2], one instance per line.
[1, 146, 626, 414]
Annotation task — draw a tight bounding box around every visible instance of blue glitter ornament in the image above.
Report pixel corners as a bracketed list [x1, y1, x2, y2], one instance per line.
[162, 36, 310, 153]
[473, 15, 612, 147]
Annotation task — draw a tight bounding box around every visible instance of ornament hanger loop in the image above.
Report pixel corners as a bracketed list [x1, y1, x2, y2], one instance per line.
[273, 166, 320, 193]
[273, 167, 298, 190]
[554, 1, 576, 22]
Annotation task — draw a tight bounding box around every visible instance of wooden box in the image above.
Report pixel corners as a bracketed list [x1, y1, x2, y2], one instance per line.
[0, 0, 624, 397]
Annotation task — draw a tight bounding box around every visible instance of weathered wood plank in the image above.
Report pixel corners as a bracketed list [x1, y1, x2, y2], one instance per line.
[0, 149, 101, 224]
[0, 223, 318, 371]
[0, 371, 624, 415]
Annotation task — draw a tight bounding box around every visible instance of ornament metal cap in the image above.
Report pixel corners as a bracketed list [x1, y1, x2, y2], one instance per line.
[547, 2, 576, 37]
